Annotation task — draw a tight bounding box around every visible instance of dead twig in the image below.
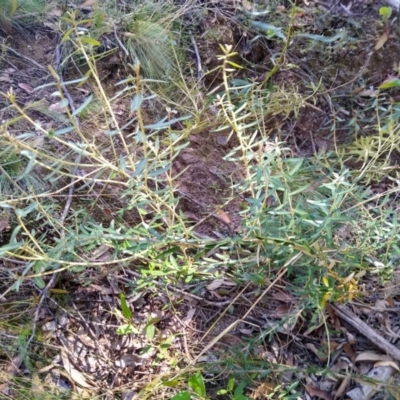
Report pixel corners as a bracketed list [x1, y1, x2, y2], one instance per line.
[190, 35, 203, 83]
[331, 303, 400, 362]
[26, 273, 58, 349]
[114, 23, 129, 57]
[6, 46, 47, 72]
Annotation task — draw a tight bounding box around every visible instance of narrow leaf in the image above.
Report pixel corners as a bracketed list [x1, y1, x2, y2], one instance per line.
[131, 158, 147, 177]
[54, 126, 74, 136]
[144, 115, 191, 130]
[188, 372, 206, 398]
[80, 37, 100, 46]
[130, 94, 142, 112]
[119, 293, 132, 320]
[379, 78, 400, 89]
[171, 392, 191, 400]
[296, 31, 346, 43]
[72, 94, 93, 117]
[250, 21, 286, 40]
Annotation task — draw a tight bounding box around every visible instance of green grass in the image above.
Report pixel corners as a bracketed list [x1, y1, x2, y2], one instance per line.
[0, 0, 46, 33]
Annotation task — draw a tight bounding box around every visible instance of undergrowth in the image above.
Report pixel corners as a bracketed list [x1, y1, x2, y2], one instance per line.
[0, 0, 45, 34]
[1, 1, 400, 399]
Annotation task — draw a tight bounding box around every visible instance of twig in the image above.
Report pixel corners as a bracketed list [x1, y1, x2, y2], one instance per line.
[26, 273, 58, 348]
[114, 23, 129, 57]
[190, 35, 203, 82]
[6, 46, 47, 72]
[331, 303, 400, 362]
[54, 42, 80, 236]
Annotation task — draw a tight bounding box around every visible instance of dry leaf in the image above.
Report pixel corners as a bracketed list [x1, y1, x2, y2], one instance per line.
[271, 291, 294, 303]
[347, 366, 394, 400]
[49, 102, 68, 113]
[206, 279, 224, 291]
[115, 354, 141, 368]
[331, 357, 352, 372]
[61, 350, 93, 388]
[0, 355, 22, 393]
[79, 0, 98, 8]
[0, 72, 11, 82]
[18, 83, 33, 94]
[183, 307, 196, 323]
[375, 32, 389, 50]
[206, 279, 236, 291]
[374, 299, 388, 311]
[215, 208, 231, 224]
[306, 343, 328, 362]
[334, 376, 350, 399]
[305, 384, 334, 400]
[0, 213, 10, 232]
[386, 296, 395, 307]
[357, 89, 379, 97]
[274, 304, 291, 318]
[48, 7, 62, 16]
[374, 360, 399, 371]
[343, 343, 357, 362]
[340, 327, 356, 344]
[355, 351, 393, 363]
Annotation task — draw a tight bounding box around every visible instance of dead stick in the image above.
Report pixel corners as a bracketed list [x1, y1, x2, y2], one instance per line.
[6, 46, 47, 72]
[331, 304, 400, 362]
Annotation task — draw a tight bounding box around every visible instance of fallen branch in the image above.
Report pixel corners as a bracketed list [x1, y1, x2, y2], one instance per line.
[331, 303, 400, 362]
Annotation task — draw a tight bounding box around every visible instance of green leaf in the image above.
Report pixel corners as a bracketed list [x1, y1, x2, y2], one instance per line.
[72, 94, 93, 117]
[66, 142, 91, 156]
[58, 98, 69, 109]
[15, 202, 38, 218]
[188, 371, 206, 398]
[250, 21, 286, 41]
[379, 6, 392, 20]
[119, 154, 126, 173]
[228, 378, 235, 391]
[227, 61, 243, 69]
[171, 392, 191, 400]
[34, 277, 46, 289]
[379, 78, 400, 89]
[62, 28, 74, 43]
[119, 293, 132, 320]
[131, 158, 147, 177]
[131, 94, 142, 112]
[10, 225, 21, 244]
[148, 163, 171, 177]
[145, 324, 155, 340]
[162, 379, 180, 387]
[116, 324, 138, 335]
[296, 31, 346, 43]
[0, 241, 24, 256]
[144, 115, 191, 130]
[53, 126, 74, 136]
[33, 77, 88, 92]
[80, 37, 101, 46]
[234, 381, 250, 400]
[20, 152, 36, 176]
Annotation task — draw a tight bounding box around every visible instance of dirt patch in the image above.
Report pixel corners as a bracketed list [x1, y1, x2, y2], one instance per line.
[173, 130, 245, 237]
